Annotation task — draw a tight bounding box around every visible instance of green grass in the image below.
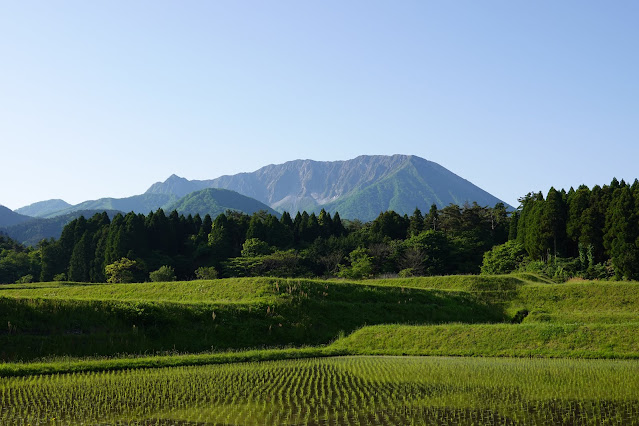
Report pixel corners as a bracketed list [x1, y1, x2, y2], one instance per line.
[332, 322, 639, 358]
[3, 273, 639, 423]
[0, 278, 280, 303]
[364, 272, 552, 292]
[510, 280, 639, 323]
[2, 274, 639, 363]
[0, 346, 347, 378]
[2, 356, 638, 424]
[0, 277, 502, 361]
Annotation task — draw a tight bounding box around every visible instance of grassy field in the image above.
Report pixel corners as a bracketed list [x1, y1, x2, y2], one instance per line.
[2, 274, 639, 424]
[0, 277, 503, 361]
[2, 355, 638, 424]
[332, 323, 639, 358]
[2, 275, 639, 361]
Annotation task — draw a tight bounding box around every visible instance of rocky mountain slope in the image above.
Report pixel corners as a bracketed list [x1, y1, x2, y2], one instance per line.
[147, 155, 508, 220]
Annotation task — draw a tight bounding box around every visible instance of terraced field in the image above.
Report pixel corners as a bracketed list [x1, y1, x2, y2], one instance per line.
[2, 274, 639, 424]
[3, 356, 638, 425]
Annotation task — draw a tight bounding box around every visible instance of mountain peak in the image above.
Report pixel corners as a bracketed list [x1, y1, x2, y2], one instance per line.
[166, 174, 186, 181]
[142, 154, 508, 220]
[15, 199, 71, 218]
[146, 174, 208, 198]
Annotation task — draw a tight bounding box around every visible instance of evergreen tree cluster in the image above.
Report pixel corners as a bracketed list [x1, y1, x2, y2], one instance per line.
[511, 178, 639, 280]
[0, 202, 511, 283]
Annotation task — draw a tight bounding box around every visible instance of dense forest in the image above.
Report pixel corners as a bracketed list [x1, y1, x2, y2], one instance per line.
[0, 202, 509, 283]
[501, 177, 639, 280]
[2, 177, 639, 284]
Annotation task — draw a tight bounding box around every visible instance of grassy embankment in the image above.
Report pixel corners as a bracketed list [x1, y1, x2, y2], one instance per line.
[0, 277, 502, 361]
[2, 274, 639, 375]
[333, 278, 639, 359]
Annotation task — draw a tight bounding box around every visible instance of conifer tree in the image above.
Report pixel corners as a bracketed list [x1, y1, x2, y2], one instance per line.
[331, 212, 346, 237]
[280, 211, 294, 230]
[424, 204, 439, 231]
[68, 232, 91, 282]
[408, 207, 424, 236]
[604, 186, 639, 279]
[318, 209, 333, 238]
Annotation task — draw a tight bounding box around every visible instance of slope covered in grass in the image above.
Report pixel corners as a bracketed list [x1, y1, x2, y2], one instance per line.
[332, 323, 639, 359]
[0, 278, 503, 361]
[3, 274, 638, 363]
[366, 273, 551, 292]
[0, 278, 279, 304]
[510, 281, 639, 324]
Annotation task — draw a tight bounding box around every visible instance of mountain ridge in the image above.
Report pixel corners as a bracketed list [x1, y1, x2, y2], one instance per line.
[12, 154, 509, 226]
[0, 205, 32, 228]
[15, 199, 72, 218]
[1, 210, 124, 246]
[147, 154, 508, 220]
[165, 188, 280, 218]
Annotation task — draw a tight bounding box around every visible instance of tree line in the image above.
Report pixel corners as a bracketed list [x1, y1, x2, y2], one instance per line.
[0, 202, 510, 283]
[5, 176, 636, 285]
[484, 178, 639, 280]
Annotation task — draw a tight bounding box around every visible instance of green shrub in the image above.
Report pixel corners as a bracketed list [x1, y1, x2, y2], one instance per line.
[194, 266, 218, 280]
[241, 238, 272, 257]
[398, 268, 415, 278]
[338, 247, 374, 280]
[481, 241, 525, 275]
[222, 251, 308, 278]
[149, 265, 176, 282]
[53, 273, 67, 282]
[105, 258, 143, 283]
[519, 257, 582, 282]
[15, 274, 33, 284]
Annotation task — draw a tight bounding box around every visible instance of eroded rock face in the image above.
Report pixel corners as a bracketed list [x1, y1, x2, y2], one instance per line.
[149, 154, 508, 220]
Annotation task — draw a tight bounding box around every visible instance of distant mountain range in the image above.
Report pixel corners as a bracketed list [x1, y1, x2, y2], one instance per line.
[2, 191, 276, 246]
[5, 155, 509, 244]
[36, 194, 179, 219]
[0, 205, 31, 227]
[0, 210, 124, 246]
[14, 199, 71, 217]
[147, 155, 508, 219]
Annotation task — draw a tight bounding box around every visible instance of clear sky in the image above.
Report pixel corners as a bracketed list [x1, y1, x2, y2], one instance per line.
[1, 1, 638, 210]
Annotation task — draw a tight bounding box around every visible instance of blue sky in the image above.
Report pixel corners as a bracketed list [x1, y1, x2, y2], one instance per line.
[1, 1, 638, 210]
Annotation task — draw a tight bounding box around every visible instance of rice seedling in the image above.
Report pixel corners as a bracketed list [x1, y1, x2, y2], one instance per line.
[1, 355, 638, 425]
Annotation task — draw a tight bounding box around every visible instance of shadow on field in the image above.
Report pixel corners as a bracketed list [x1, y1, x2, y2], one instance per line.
[0, 280, 506, 361]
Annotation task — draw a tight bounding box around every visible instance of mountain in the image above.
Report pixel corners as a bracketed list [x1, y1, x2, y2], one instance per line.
[5, 189, 277, 246]
[165, 188, 280, 218]
[15, 199, 72, 218]
[0, 205, 31, 228]
[1, 210, 124, 246]
[147, 155, 509, 221]
[21, 154, 509, 226]
[320, 156, 506, 220]
[146, 174, 208, 198]
[42, 194, 179, 218]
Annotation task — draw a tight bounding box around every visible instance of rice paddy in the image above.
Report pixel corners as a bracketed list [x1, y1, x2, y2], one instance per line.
[2, 275, 639, 424]
[2, 355, 638, 425]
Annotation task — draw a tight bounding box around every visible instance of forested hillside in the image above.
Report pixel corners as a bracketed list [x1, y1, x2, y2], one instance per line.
[14, 199, 72, 218]
[1, 209, 123, 247]
[2, 178, 639, 284]
[0, 202, 509, 284]
[0, 205, 31, 228]
[164, 188, 279, 218]
[499, 178, 639, 280]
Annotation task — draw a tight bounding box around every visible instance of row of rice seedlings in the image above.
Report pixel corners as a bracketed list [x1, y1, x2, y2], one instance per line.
[2, 356, 639, 424]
